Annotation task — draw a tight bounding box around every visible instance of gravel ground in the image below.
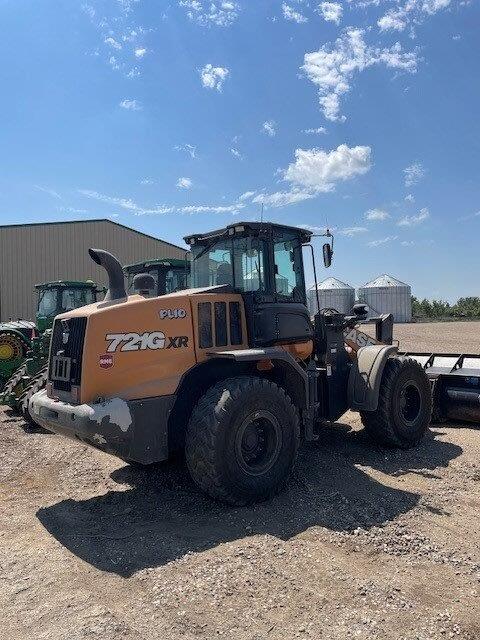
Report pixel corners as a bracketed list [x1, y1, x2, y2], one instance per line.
[1, 322, 479, 640]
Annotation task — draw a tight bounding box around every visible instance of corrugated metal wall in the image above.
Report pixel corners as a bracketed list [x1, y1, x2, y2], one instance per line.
[0, 220, 187, 321]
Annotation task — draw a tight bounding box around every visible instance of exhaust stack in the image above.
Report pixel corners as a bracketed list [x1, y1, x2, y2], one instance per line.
[88, 248, 127, 301]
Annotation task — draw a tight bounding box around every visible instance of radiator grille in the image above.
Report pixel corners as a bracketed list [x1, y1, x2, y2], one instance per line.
[49, 317, 87, 392]
[197, 301, 243, 349]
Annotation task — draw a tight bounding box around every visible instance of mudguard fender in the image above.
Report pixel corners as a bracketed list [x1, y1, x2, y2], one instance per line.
[348, 345, 398, 412]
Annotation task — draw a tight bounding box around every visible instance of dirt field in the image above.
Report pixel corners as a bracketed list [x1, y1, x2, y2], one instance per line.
[1, 322, 479, 640]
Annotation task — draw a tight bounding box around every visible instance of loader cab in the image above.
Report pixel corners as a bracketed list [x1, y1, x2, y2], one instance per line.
[124, 258, 190, 297]
[185, 222, 317, 347]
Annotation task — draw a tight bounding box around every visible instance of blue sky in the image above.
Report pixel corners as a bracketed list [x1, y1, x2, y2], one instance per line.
[0, 0, 478, 300]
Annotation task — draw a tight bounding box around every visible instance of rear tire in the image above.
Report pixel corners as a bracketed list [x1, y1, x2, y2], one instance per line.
[185, 376, 300, 505]
[360, 357, 432, 448]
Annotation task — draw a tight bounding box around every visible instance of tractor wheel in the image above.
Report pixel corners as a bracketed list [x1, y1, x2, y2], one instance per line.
[1, 363, 28, 411]
[19, 366, 48, 430]
[360, 357, 432, 449]
[185, 377, 300, 505]
[0, 332, 25, 365]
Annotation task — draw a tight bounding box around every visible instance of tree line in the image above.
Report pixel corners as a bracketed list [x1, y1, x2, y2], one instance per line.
[412, 296, 480, 319]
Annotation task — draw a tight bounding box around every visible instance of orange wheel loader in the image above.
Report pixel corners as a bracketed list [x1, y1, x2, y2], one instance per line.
[30, 222, 432, 505]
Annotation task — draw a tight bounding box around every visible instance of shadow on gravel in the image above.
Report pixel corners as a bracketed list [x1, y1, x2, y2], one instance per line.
[37, 424, 462, 577]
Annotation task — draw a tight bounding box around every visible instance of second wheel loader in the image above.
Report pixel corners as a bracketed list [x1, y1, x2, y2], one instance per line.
[30, 222, 432, 505]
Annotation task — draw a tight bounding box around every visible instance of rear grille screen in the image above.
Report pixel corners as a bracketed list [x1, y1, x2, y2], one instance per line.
[197, 300, 243, 349]
[229, 302, 243, 345]
[198, 302, 213, 349]
[214, 302, 227, 347]
[49, 317, 87, 392]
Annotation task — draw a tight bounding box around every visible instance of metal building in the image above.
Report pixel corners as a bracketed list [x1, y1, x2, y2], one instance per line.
[0, 219, 187, 321]
[357, 274, 412, 323]
[308, 277, 355, 315]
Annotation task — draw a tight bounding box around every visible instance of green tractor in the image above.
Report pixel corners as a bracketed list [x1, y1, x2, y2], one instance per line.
[0, 280, 102, 422]
[124, 257, 189, 295]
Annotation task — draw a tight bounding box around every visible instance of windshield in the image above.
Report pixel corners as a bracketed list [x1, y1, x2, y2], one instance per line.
[38, 289, 58, 316]
[60, 288, 95, 312]
[191, 237, 265, 292]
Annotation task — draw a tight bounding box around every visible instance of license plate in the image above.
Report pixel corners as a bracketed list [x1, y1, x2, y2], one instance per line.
[52, 356, 71, 382]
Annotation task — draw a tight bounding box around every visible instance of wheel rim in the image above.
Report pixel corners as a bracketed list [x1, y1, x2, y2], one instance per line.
[235, 410, 282, 476]
[0, 336, 22, 361]
[399, 382, 422, 425]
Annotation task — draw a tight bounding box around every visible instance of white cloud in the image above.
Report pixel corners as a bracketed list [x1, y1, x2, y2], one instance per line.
[78, 190, 172, 215]
[231, 148, 244, 160]
[254, 144, 372, 209]
[283, 144, 372, 192]
[176, 177, 193, 189]
[179, 1, 240, 27]
[79, 188, 244, 216]
[398, 207, 430, 226]
[458, 210, 480, 222]
[175, 143, 197, 159]
[105, 36, 122, 50]
[35, 185, 62, 200]
[282, 3, 308, 22]
[180, 203, 244, 214]
[368, 235, 399, 248]
[405, 193, 415, 202]
[238, 190, 256, 201]
[262, 120, 277, 137]
[303, 127, 327, 134]
[340, 226, 368, 236]
[200, 64, 229, 91]
[318, 2, 343, 24]
[401, 240, 415, 246]
[378, 0, 452, 33]
[119, 98, 142, 110]
[365, 208, 389, 221]
[134, 47, 147, 58]
[403, 162, 425, 187]
[252, 189, 316, 208]
[140, 178, 155, 185]
[302, 28, 419, 121]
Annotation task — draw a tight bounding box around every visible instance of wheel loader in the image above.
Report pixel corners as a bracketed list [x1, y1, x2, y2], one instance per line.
[30, 222, 433, 505]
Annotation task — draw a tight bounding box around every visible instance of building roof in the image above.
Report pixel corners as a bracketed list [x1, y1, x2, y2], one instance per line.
[309, 277, 354, 291]
[361, 274, 410, 288]
[0, 218, 186, 252]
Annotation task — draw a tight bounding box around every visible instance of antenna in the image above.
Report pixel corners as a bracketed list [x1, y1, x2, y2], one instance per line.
[261, 200, 264, 222]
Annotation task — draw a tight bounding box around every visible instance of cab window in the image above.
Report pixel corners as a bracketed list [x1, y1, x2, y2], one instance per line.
[273, 235, 305, 302]
[38, 289, 57, 316]
[60, 288, 95, 312]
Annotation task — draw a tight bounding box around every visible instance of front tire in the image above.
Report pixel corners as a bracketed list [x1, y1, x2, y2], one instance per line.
[185, 377, 300, 505]
[360, 357, 432, 448]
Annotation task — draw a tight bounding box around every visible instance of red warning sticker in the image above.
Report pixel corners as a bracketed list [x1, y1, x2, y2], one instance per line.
[99, 354, 114, 369]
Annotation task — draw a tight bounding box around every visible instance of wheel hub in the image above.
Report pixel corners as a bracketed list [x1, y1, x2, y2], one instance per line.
[400, 382, 422, 424]
[235, 410, 282, 476]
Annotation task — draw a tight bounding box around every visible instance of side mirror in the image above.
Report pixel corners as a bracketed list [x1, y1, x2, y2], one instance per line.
[323, 243, 333, 268]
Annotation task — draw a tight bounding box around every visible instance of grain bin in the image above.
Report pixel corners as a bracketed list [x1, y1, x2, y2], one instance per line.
[308, 277, 355, 315]
[357, 274, 412, 323]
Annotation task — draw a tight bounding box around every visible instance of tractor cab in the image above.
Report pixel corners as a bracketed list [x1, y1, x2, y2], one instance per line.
[185, 222, 333, 347]
[35, 281, 100, 332]
[124, 258, 189, 297]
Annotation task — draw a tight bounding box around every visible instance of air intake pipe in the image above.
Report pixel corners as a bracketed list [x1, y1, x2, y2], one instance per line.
[88, 248, 127, 301]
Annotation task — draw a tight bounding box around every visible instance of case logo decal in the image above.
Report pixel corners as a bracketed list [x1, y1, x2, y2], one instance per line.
[159, 308, 187, 320]
[99, 354, 114, 369]
[105, 332, 188, 353]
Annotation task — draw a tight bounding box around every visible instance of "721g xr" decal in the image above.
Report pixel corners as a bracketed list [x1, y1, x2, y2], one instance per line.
[105, 332, 188, 352]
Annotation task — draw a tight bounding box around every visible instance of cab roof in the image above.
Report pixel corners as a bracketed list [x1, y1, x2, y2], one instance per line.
[184, 221, 313, 245]
[34, 280, 97, 290]
[123, 257, 187, 272]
